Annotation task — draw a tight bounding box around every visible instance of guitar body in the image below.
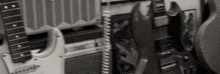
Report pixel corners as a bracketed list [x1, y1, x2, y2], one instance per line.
[0, 28, 65, 74]
[131, 1, 199, 74]
[0, 38, 10, 74]
[0, 0, 66, 74]
[196, 0, 220, 73]
[131, 1, 168, 74]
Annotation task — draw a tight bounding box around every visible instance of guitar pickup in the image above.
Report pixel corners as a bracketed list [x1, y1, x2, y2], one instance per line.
[155, 39, 173, 46]
[155, 37, 174, 52]
[160, 56, 177, 72]
[158, 50, 174, 58]
[12, 65, 40, 74]
[154, 15, 169, 27]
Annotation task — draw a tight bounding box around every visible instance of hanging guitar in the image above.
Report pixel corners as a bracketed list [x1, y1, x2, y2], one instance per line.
[130, 1, 169, 73]
[0, 0, 66, 74]
[131, 0, 198, 74]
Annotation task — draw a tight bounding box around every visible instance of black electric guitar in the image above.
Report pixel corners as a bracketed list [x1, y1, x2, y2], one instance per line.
[130, 1, 169, 74]
[131, 0, 198, 74]
[196, 0, 220, 73]
[0, 0, 66, 74]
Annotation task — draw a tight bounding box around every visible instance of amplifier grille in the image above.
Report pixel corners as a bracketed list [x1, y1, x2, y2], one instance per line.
[17, 0, 101, 34]
[65, 52, 102, 74]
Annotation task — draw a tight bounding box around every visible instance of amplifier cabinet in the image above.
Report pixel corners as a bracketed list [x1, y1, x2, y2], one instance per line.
[65, 51, 102, 74]
[16, 0, 101, 35]
[64, 38, 112, 74]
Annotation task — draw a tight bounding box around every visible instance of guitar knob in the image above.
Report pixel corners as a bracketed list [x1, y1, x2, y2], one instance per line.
[183, 55, 189, 61]
[177, 54, 189, 61]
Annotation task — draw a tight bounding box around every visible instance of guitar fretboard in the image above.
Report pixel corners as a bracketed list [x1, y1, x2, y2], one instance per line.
[0, 0, 32, 63]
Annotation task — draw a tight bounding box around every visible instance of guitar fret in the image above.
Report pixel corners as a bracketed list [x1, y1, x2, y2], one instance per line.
[7, 26, 24, 31]
[8, 32, 25, 37]
[0, 1, 18, 5]
[9, 36, 26, 42]
[3, 16, 22, 24]
[11, 46, 29, 51]
[13, 55, 32, 63]
[2, 9, 20, 17]
[6, 27, 25, 35]
[5, 22, 23, 29]
[7, 24, 24, 30]
[10, 42, 28, 49]
[12, 52, 31, 60]
[0, 0, 17, 3]
[5, 20, 22, 25]
[4, 14, 22, 19]
[12, 49, 30, 56]
[10, 41, 28, 46]
[154, 5, 165, 9]
[1, 8, 19, 12]
[8, 37, 27, 45]
[0, 2, 19, 11]
[154, 9, 165, 12]
[8, 32, 26, 40]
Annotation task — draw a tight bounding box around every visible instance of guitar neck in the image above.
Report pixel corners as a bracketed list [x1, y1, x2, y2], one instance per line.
[0, 0, 32, 63]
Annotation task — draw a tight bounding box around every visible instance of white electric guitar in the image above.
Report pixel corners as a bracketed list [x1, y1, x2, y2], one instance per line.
[0, 0, 65, 74]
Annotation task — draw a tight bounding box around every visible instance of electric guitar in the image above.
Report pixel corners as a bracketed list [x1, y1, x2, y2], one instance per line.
[130, 1, 169, 74]
[0, 0, 65, 74]
[196, 0, 220, 73]
[131, 0, 198, 74]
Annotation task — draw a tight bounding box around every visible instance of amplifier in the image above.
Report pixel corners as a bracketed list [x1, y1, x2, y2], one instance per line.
[65, 51, 102, 74]
[16, 0, 101, 35]
[64, 38, 112, 74]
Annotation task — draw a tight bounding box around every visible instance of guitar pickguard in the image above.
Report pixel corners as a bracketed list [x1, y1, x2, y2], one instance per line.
[2, 28, 65, 74]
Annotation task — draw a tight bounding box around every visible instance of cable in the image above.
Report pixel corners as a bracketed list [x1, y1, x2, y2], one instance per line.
[102, 1, 112, 74]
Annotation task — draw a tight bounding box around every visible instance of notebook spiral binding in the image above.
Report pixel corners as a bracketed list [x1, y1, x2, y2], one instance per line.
[102, 11, 112, 74]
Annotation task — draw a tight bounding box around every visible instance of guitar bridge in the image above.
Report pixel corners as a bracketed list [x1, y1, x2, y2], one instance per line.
[12, 65, 40, 74]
